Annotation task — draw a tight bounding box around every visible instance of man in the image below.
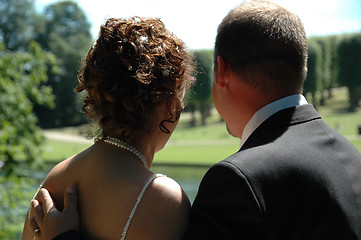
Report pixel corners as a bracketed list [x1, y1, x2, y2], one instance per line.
[29, 0, 361, 239]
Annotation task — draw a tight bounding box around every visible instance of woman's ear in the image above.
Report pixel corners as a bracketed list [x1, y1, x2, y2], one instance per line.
[160, 96, 181, 122]
[170, 96, 183, 118]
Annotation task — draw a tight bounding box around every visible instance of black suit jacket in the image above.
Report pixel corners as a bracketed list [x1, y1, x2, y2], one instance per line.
[184, 104, 361, 239]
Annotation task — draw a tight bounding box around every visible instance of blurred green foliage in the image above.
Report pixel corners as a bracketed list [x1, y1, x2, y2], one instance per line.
[0, 42, 57, 176]
[338, 33, 361, 110]
[0, 175, 38, 239]
[305, 33, 361, 109]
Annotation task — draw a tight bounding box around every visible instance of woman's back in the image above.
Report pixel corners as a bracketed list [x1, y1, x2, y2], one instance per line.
[22, 16, 195, 240]
[40, 142, 190, 239]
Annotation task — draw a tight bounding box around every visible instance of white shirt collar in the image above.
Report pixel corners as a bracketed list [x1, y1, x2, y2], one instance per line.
[240, 94, 308, 147]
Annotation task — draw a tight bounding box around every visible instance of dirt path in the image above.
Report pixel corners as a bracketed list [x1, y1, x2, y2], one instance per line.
[43, 130, 238, 146]
[44, 131, 92, 144]
[44, 131, 360, 146]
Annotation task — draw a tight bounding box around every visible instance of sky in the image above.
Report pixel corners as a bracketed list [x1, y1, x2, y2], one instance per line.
[35, 0, 361, 50]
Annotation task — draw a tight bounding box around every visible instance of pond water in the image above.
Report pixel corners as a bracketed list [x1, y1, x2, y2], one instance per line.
[151, 164, 210, 203]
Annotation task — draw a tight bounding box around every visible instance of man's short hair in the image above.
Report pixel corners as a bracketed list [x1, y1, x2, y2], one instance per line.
[215, 0, 308, 92]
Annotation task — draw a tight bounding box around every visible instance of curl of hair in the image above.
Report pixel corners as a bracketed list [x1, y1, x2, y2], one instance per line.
[76, 17, 195, 139]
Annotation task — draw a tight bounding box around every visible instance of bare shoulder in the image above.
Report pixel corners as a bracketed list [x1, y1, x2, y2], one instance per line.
[146, 175, 190, 216]
[36, 145, 95, 208]
[33, 156, 75, 207]
[23, 147, 94, 239]
[130, 175, 191, 240]
[152, 175, 189, 202]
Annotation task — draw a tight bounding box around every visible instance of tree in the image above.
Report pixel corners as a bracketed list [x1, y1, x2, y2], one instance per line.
[0, 0, 39, 50]
[187, 49, 213, 126]
[328, 35, 341, 97]
[0, 42, 56, 176]
[338, 33, 361, 110]
[35, 1, 92, 127]
[314, 37, 333, 105]
[304, 40, 322, 106]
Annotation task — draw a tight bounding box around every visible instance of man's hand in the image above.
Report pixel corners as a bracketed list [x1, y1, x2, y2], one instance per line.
[30, 186, 80, 240]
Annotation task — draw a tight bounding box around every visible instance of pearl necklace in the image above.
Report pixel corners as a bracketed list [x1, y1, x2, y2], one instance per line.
[100, 136, 149, 169]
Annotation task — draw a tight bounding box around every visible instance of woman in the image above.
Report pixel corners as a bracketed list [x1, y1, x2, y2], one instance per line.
[22, 16, 195, 240]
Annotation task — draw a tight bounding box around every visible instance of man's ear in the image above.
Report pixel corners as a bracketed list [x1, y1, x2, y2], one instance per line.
[215, 56, 228, 88]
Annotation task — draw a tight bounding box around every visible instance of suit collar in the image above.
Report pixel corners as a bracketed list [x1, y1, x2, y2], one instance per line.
[240, 94, 308, 147]
[240, 104, 321, 151]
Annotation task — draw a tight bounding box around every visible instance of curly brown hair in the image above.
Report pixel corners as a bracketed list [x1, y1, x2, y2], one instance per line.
[76, 17, 195, 139]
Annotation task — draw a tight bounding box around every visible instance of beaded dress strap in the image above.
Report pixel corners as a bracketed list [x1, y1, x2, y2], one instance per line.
[120, 174, 165, 240]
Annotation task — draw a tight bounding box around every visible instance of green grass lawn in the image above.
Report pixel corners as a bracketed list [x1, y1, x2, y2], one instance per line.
[317, 87, 361, 136]
[42, 139, 92, 161]
[155, 140, 239, 165]
[40, 129, 240, 166]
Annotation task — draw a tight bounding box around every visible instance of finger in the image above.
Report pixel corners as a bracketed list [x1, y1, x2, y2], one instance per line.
[30, 200, 44, 227]
[29, 216, 39, 232]
[64, 185, 78, 213]
[39, 188, 55, 214]
[29, 207, 40, 233]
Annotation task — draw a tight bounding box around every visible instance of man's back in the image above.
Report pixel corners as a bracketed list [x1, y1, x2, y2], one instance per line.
[186, 105, 361, 239]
